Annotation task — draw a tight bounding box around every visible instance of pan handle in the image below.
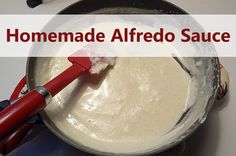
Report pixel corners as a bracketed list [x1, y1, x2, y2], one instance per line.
[26, 0, 42, 8]
[0, 87, 48, 140]
[0, 76, 33, 154]
[0, 63, 86, 140]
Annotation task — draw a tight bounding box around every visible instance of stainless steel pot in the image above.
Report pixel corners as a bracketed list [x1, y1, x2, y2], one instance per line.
[26, 0, 229, 155]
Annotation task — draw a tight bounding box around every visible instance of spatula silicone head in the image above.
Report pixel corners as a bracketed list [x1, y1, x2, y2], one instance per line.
[68, 53, 92, 71]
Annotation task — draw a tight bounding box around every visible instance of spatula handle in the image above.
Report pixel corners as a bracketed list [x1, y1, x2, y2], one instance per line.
[0, 63, 86, 139]
[0, 89, 46, 139]
[44, 63, 86, 97]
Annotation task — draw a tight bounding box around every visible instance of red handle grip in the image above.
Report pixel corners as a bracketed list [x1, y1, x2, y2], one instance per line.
[0, 63, 87, 140]
[0, 90, 46, 139]
[0, 123, 33, 154]
[0, 76, 31, 155]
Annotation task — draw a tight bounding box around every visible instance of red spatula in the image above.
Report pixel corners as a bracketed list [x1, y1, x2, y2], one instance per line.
[0, 55, 107, 139]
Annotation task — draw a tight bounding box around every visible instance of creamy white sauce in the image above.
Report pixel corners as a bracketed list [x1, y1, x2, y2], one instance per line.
[32, 14, 217, 155]
[42, 57, 191, 154]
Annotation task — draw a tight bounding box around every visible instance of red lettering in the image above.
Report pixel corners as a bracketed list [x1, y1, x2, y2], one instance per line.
[222, 32, 230, 42]
[7, 28, 18, 42]
[111, 29, 123, 42]
[96, 32, 105, 42]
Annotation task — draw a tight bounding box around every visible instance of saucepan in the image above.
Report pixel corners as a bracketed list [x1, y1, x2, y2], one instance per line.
[1, 0, 230, 155]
